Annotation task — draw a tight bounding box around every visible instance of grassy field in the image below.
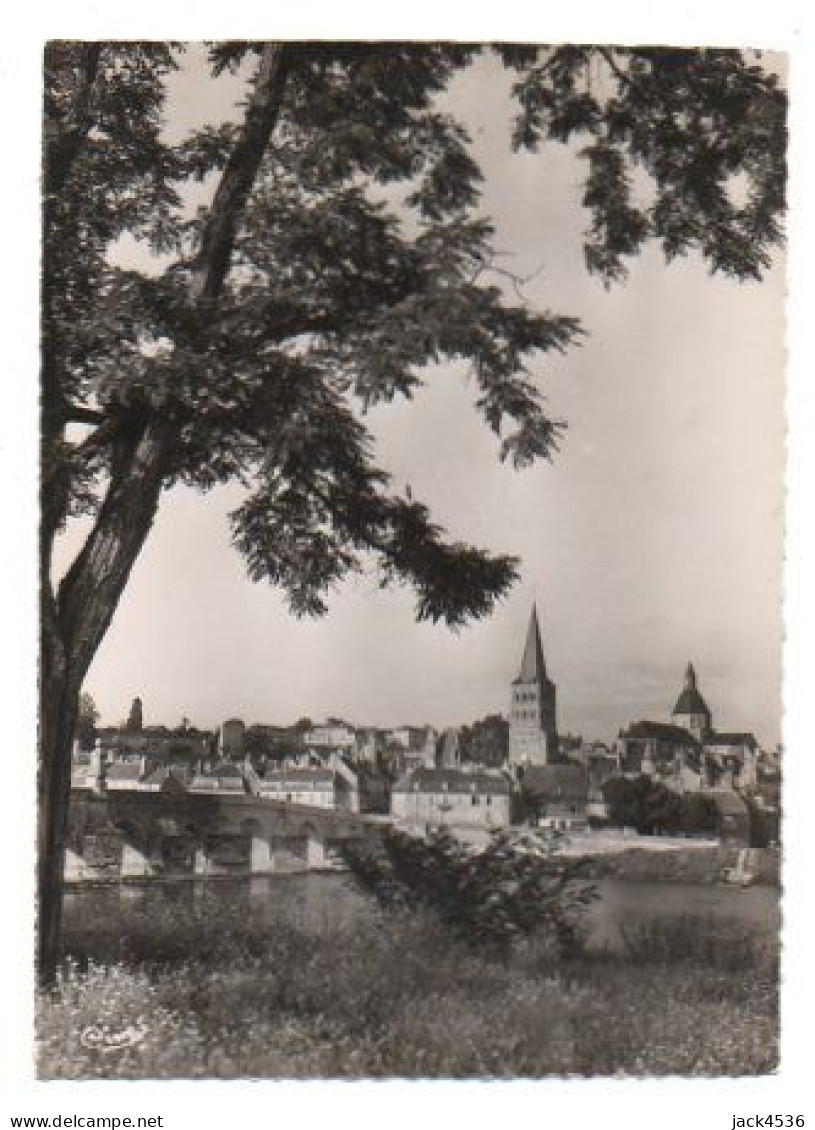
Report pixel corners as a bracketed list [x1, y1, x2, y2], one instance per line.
[37, 883, 778, 1079]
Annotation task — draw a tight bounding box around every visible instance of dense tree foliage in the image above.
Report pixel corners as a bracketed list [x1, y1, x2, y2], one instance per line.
[39, 41, 785, 983]
[342, 827, 596, 955]
[75, 692, 99, 753]
[602, 774, 719, 835]
[459, 713, 510, 767]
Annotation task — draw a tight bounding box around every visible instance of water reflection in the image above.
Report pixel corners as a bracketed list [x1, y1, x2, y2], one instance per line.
[65, 873, 779, 950]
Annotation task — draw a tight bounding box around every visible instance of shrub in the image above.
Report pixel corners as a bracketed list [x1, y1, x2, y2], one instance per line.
[677, 792, 719, 834]
[341, 827, 597, 955]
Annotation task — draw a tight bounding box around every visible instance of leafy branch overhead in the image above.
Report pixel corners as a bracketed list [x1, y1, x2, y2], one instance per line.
[505, 45, 786, 282]
[43, 42, 786, 628]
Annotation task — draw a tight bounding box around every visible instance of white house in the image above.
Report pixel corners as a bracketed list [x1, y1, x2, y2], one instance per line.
[391, 768, 511, 830]
[104, 759, 147, 791]
[188, 761, 249, 795]
[256, 765, 359, 811]
[303, 723, 356, 750]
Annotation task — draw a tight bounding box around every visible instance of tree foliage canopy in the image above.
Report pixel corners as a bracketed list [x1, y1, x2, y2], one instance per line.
[43, 42, 786, 629]
[75, 691, 99, 752]
[602, 774, 719, 834]
[459, 714, 510, 767]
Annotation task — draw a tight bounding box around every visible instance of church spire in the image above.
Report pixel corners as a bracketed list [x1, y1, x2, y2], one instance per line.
[671, 660, 712, 740]
[517, 604, 547, 682]
[509, 603, 558, 766]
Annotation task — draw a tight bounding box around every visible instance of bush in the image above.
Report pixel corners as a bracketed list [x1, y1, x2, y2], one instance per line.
[678, 792, 719, 834]
[341, 828, 597, 956]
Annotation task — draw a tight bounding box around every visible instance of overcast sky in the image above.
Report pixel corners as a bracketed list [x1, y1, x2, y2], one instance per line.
[52, 48, 786, 746]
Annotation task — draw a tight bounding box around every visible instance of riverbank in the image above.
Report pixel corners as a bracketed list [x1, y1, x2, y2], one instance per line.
[449, 827, 781, 886]
[39, 884, 778, 1079]
[572, 841, 781, 886]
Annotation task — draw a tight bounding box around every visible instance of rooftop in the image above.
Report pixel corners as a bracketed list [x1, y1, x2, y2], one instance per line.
[261, 768, 337, 786]
[105, 762, 144, 781]
[708, 733, 758, 749]
[706, 789, 749, 817]
[141, 767, 188, 790]
[521, 763, 587, 801]
[623, 720, 700, 746]
[393, 768, 510, 795]
[672, 662, 711, 719]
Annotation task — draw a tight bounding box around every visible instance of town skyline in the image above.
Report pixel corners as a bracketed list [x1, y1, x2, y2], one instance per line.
[86, 612, 778, 753]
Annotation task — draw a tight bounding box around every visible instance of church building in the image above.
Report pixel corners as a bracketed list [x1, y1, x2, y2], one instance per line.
[671, 662, 713, 742]
[508, 605, 558, 766]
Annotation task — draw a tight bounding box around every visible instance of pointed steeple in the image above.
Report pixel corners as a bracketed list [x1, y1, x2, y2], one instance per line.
[672, 660, 711, 731]
[517, 604, 547, 682]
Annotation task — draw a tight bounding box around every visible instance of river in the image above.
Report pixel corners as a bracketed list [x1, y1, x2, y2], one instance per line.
[64, 872, 780, 951]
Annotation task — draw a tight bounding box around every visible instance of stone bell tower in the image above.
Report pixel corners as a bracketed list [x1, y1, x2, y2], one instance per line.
[508, 605, 558, 766]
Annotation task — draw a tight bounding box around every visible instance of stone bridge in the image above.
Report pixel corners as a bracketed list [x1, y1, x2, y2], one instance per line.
[66, 790, 383, 882]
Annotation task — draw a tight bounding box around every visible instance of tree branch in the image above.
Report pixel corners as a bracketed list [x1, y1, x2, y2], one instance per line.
[595, 47, 648, 99]
[190, 43, 293, 301]
[63, 403, 107, 426]
[52, 45, 298, 676]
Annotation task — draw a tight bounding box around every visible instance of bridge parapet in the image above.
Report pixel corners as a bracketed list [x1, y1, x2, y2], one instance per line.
[67, 789, 380, 882]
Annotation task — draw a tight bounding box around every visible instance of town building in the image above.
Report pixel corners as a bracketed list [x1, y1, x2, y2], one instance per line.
[98, 727, 150, 760]
[256, 766, 360, 811]
[303, 722, 356, 750]
[353, 727, 383, 765]
[618, 664, 762, 795]
[617, 720, 703, 789]
[706, 789, 751, 845]
[705, 733, 759, 789]
[391, 768, 511, 830]
[140, 766, 189, 794]
[437, 727, 461, 770]
[241, 723, 305, 766]
[390, 725, 439, 770]
[189, 761, 250, 795]
[518, 763, 588, 831]
[220, 718, 246, 758]
[508, 605, 558, 766]
[671, 662, 713, 742]
[70, 743, 102, 792]
[104, 760, 147, 791]
[155, 744, 211, 780]
[585, 745, 619, 821]
[354, 766, 391, 814]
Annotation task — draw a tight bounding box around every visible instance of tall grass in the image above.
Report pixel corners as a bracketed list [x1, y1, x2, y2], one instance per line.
[37, 890, 778, 1079]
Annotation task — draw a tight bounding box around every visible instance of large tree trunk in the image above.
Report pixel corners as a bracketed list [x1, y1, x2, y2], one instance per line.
[38, 636, 80, 987]
[38, 419, 170, 987]
[38, 44, 295, 987]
